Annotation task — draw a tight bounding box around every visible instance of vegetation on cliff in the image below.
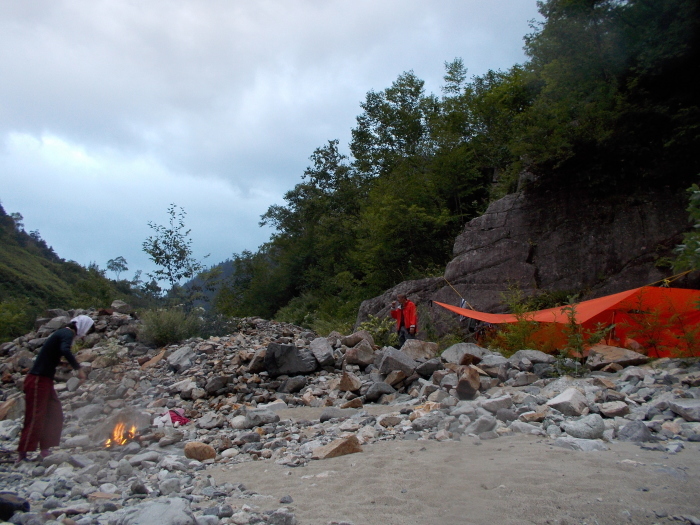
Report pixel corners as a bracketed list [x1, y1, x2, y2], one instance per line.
[213, 0, 699, 332]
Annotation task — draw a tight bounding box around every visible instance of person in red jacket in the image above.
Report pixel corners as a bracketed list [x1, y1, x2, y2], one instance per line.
[390, 294, 417, 347]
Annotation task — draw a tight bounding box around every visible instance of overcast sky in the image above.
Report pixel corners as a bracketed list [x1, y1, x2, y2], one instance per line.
[0, 0, 540, 285]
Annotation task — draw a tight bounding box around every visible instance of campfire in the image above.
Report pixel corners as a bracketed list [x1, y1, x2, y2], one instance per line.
[104, 422, 138, 448]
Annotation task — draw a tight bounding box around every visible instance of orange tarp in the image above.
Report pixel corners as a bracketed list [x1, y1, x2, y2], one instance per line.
[434, 286, 700, 357]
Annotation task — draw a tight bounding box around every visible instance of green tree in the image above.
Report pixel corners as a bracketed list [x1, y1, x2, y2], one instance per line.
[142, 204, 207, 289]
[107, 256, 128, 280]
[674, 183, 700, 271]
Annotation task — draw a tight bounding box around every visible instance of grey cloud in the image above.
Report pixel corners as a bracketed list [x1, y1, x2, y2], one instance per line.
[0, 0, 540, 275]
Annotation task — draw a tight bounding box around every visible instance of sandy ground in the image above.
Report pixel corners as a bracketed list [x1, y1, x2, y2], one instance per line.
[209, 408, 700, 525]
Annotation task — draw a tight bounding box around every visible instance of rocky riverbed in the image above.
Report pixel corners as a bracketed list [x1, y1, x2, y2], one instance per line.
[1, 305, 699, 524]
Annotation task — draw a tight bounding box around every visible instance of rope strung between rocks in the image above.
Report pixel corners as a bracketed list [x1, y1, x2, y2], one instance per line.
[647, 269, 695, 287]
[442, 277, 475, 310]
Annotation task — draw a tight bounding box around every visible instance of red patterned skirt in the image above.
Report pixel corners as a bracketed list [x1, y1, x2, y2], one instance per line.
[18, 374, 63, 453]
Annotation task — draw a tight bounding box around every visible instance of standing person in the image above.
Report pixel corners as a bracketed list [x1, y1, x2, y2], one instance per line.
[390, 294, 417, 347]
[16, 315, 93, 463]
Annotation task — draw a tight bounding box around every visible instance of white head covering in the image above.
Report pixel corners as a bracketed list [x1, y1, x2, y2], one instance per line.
[71, 315, 94, 337]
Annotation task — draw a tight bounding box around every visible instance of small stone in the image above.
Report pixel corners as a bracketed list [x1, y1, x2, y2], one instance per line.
[184, 441, 216, 461]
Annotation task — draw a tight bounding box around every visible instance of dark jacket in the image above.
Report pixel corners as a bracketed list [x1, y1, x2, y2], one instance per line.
[29, 328, 80, 379]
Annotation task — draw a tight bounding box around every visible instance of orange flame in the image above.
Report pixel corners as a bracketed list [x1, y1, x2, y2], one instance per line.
[105, 422, 138, 448]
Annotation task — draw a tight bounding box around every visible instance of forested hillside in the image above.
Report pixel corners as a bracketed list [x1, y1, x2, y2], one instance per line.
[0, 203, 154, 341]
[213, 0, 700, 332]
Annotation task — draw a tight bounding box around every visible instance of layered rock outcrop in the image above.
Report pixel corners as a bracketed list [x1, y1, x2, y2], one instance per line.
[357, 186, 697, 335]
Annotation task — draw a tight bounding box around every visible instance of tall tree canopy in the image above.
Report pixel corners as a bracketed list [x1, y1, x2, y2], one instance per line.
[215, 0, 700, 330]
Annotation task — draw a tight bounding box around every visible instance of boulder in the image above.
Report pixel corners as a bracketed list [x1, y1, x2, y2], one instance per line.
[378, 348, 418, 376]
[309, 337, 335, 367]
[184, 442, 216, 461]
[364, 382, 396, 402]
[441, 343, 487, 365]
[401, 339, 438, 361]
[197, 412, 226, 429]
[553, 437, 608, 452]
[248, 348, 266, 373]
[384, 370, 407, 386]
[0, 394, 24, 421]
[411, 411, 444, 431]
[454, 366, 481, 400]
[111, 300, 134, 314]
[480, 395, 513, 414]
[415, 358, 444, 378]
[668, 398, 700, 422]
[561, 414, 605, 439]
[464, 415, 498, 435]
[311, 435, 363, 460]
[509, 349, 555, 366]
[546, 388, 588, 416]
[113, 497, 196, 525]
[345, 340, 375, 367]
[245, 408, 280, 427]
[586, 345, 649, 371]
[598, 401, 630, 418]
[167, 346, 195, 373]
[204, 375, 231, 394]
[341, 330, 375, 348]
[279, 375, 307, 393]
[0, 493, 30, 521]
[264, 343, 318, 377]
[617, 420, 655, 442]
[338, 371, 362, 392]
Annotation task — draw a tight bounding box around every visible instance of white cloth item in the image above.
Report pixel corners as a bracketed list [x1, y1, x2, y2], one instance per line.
[71, 315, 94, 337]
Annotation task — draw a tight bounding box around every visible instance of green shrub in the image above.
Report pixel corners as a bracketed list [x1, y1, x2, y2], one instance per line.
[357, 314, 398, 348]
[0, 298, 35, 343]
[138, 308, 202, 347]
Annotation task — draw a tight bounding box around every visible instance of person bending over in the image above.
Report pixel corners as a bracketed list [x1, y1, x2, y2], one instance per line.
[16, 315, 93, 463]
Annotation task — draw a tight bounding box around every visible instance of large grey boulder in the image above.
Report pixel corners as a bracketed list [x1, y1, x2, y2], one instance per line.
[401, 339, 438, 360]
[411, 411, 444, 431]
[114, 497, 195, 525]
[480, 395, 513, 414]
[668, 398, 700, 422]
[415, 358, 444, 378]
[264, 343, 318, 377]
[441, 343, 487, 365]
[197, 412, 226, 429]
[546, 388, 588, 416]
[464, 415, 498, 435]
[309, 338, 335, 367]
[364, 382, 396, 402]
[585, 344, 649, 371]
[509, 349, 555, 366]
[617, 420, 655, 442]
[245, 408, 280, 427]
[378, 348, 418, 376]
[205, 375, 232, 394]
[341, 330, 375, 348]
[345, 340, 375, 367]
[553, 437, 608, 452]
[561, 414, 605, 439]
[279, 375, 307, 393]
[167, 346, 195, 373]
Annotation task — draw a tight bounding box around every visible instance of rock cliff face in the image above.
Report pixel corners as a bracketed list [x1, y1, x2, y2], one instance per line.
[357, 185, 696, 336]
